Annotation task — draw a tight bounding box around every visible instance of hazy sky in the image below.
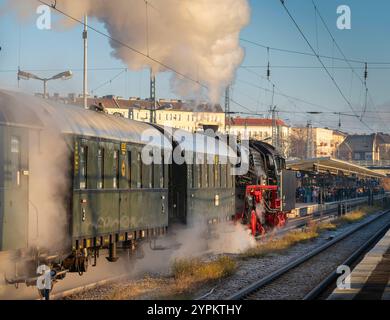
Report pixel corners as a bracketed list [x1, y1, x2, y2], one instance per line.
[1, 0, 389, 133]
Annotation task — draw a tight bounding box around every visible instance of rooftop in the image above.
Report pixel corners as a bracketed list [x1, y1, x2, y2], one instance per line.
[287, 157, 385, 179]
[229, 117, 288, 127]
[71, 96, 224, 113]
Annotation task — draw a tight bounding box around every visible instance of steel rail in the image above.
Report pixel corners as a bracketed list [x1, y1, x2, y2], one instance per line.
[303, 220, 390, 300]
[227, 209, 390, 300]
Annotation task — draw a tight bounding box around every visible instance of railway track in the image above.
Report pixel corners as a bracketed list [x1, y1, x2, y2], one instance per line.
[261, 197, 372, 241]
[227, 208, 390, 300]
[47, 209, 349, 300]
[303, 221, 390, 300]
[41, 202, 387, 301]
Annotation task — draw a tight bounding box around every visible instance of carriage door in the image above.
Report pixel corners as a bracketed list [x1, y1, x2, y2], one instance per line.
[168, 161, 187, 224]
[1, 129, 29, 250]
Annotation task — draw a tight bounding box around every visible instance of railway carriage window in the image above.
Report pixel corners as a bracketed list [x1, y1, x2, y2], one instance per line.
[208, 163, 214, 188]
[226, 163, 231, 188]
[221, 164, 226, 188]
[97, 148, 104, 189]
[128, 151, 132, 188]
[151, 153, 155, 188]
[160, 152, 164, 188]
[137, 152, 142, 188]
[196, 155, 204, 188]
[10, 136, 21, 186]
[79, 146, 88, 190]
[198, 165, 202, 188]
[214, 155, 219, 187]
[204, 163, 208, 188]
[192, 163, 196, 188]
[142, 161, 152, 189]
[113, 150, 119, 188]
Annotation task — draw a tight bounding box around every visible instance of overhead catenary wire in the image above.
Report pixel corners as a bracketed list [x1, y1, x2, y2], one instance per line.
[36, 0, 206, 91]
[311, 0, 386, 131]
[29, 0, 387, 133]
[90, 68, 127, 94]
[239, 38, 390, 66]
[279, 0, 373, 132]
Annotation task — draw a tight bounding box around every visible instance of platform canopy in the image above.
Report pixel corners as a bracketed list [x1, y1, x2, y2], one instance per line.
[287, 157, 386, 179]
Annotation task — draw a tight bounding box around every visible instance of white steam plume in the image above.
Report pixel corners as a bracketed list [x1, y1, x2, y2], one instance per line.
[6, 0, 250, 102]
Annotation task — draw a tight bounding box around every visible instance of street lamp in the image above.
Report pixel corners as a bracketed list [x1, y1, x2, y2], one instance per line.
[17, 69, 73, 98]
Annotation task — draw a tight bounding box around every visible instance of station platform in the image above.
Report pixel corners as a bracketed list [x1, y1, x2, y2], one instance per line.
[287, 195, 386, 219]
[328, 228, 390, 300]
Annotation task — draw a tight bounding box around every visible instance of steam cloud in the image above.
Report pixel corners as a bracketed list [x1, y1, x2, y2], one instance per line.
[6, 0, 251, 101]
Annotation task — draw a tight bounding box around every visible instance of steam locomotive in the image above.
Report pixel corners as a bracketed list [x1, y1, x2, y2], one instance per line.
[0, 90, 294, 292]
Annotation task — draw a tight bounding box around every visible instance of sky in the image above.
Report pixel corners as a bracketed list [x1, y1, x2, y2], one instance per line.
[0, 0, 390, 134]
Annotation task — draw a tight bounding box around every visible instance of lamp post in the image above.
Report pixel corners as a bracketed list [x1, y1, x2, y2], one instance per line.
[17, 69, 73, 98]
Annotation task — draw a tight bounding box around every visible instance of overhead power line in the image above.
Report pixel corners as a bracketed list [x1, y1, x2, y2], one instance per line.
[36, 0, 206, 90]
[91, 68, 127, 94]
[311, 0, 386, 131]
[279, 0, 373, 132]
[240, 38, 390, 66]
[35, 0, 263, 116]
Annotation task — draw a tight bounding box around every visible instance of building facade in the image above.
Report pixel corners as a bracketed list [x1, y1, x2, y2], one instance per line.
[228, 117, 290, 156]
[289, 127, 347, 160]
[73, 96, 225, 132]
[338, 133, 390, 162]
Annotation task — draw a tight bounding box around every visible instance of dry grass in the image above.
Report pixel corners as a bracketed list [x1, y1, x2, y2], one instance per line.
[172, 256, 236, 283]
[241, 225, 319, 259]
[97, 256, 237, 300]
[317, 221, 337, 231]
[334, 204, 383, 225]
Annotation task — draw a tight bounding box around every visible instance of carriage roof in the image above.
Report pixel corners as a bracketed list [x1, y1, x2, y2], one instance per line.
[0, 90, 171, 149]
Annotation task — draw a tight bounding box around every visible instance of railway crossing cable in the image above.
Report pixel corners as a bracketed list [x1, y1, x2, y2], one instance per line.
[278, 0, 373, 132]
[226, 208, 390, 300]
[303, 219, 390, 300]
